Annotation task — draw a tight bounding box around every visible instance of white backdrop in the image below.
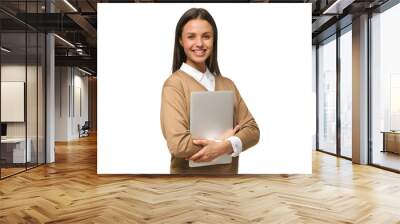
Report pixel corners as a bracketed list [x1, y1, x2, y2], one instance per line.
[98, 3, 312, 174]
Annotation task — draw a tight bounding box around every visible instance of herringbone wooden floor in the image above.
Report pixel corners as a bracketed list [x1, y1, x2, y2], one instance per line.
[1, 134, 400, 224]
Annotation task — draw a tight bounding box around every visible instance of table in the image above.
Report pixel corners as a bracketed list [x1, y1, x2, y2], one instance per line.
[381, 131, 400, 154]
[1, 138, 32, 164]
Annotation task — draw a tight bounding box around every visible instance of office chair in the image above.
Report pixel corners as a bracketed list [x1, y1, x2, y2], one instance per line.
[79, 121, 90, 138]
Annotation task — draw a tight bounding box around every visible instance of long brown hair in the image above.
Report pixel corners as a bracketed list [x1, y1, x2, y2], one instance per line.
[172, 8, 221, 76]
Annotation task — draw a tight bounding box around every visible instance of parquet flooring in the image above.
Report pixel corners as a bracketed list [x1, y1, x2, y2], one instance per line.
[1, 167, 25, 178]
[1, 134, 400, 223]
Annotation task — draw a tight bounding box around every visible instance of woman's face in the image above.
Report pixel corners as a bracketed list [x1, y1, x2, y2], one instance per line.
[179, 19, 214, 69]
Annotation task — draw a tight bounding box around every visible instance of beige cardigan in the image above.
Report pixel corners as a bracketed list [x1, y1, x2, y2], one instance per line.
[160, 70, 260, 174]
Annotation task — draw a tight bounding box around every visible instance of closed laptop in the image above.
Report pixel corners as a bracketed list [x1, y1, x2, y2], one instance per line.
[189, 91, 234, 167]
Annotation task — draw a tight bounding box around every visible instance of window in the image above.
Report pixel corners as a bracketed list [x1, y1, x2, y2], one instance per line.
[371, 2, 400, 171]
[318, 36, 337, 154]
[339, 28, 352, 158]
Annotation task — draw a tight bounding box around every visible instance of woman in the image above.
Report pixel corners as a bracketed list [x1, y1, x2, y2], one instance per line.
[160, 8, 260, 174]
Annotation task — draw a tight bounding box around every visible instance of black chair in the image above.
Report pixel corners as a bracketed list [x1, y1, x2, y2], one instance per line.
[79, 121, 90, 138]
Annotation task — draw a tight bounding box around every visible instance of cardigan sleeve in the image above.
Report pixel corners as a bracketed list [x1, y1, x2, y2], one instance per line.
[232, 82, 260, 152]
[160, 80, 202, 158]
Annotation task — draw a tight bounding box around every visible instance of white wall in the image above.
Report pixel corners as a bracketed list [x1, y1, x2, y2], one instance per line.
[75, 70, 89, 138]
[55, 66, 70, 141]
[55, 67, 89, 141]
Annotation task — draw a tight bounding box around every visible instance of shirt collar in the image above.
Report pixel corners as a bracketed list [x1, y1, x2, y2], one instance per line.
[180, 62, 214, 82]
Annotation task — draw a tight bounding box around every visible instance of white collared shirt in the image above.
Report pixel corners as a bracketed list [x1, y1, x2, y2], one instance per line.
[180, 62, 243, 157]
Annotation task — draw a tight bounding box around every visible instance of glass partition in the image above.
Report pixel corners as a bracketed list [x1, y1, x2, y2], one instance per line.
[1, 31, 28, 177]
[0, 1, 46, 179]
[26, 0, 45, 169]
[27, 31, 38, 170]
[38, 32, 45, 165]
[317, 35, 337, 155]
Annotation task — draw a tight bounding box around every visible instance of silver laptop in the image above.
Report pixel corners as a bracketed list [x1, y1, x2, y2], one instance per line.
[189, 91, 234, 167]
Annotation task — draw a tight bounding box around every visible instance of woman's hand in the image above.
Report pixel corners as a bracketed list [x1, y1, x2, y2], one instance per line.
[187, 139, 233, 162]
[186, 125, 240, 162]
[218, 125, 241, 140]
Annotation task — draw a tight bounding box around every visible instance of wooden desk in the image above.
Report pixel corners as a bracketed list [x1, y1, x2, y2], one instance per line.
[381, 131, 400, 154]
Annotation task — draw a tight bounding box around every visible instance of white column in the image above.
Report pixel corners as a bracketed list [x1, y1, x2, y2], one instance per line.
[46, 1, 55, 163]
[352, 14, 369, 164]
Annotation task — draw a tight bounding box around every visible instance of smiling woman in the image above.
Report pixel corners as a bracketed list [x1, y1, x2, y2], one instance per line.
[160, 8, 260, 174]
[179, 19, 213, 71]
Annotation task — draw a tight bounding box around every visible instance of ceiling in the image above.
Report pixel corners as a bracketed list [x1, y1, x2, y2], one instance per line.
[0, 0, 393, 75]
